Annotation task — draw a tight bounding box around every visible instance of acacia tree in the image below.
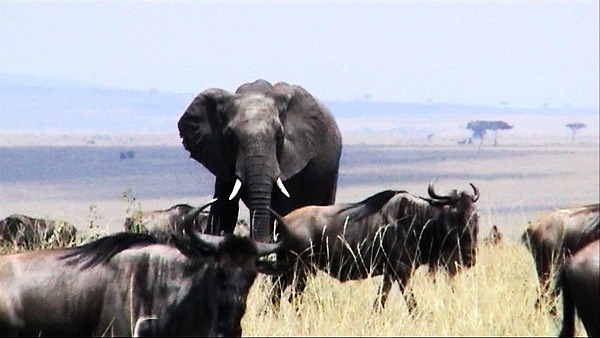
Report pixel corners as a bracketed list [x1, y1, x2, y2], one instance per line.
[466, 120, 513, 148]
[565, 123, 586, 144]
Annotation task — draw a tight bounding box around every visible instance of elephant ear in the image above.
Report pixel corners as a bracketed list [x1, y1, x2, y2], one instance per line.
[178, 88, 234, 176]
[277, 85, 333, 180]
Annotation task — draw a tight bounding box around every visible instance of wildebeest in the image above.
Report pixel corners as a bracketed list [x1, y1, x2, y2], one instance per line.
[521, 203, 599, 313]
[0, 214, 78, 247]
[123, 203, 207, 240]
[427, 224, 500, 281]
[123, 203, 250, 241]
[558, 239, 599, 337]
[482, 225, 503, 246]
[0, 200, 282, 336]
[269, 182, 480, 314]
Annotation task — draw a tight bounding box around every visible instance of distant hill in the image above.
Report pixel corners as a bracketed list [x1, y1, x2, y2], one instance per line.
[0, 74, 194, 132]
[1, 73, 598, 139]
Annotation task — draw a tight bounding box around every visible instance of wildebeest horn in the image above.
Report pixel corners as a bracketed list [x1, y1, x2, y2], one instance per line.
[191, 233, 224, 251]
[182, 198, 218, 245]
[427, 180, 450, 201]
[470, 183, 479, 202]
[186, 231, 279, 257]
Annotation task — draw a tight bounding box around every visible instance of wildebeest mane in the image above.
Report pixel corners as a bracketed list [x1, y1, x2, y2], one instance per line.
[61, 232, 159, 269]
[337, 190, 404, 220]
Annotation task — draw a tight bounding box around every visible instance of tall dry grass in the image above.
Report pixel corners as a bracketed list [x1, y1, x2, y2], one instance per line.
[1, 227, 587, 336]
[242, 241, 587, 337]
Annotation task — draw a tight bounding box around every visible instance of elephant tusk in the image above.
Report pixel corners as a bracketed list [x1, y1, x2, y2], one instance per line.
[229, 179, 242, 200]
[277, 177, 291, 198]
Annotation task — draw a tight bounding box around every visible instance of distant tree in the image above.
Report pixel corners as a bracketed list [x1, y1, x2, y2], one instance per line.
[466, 120, 513, 148]
[565, 122, 586, 144]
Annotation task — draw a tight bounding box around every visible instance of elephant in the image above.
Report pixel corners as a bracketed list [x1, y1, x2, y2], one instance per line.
[178, 79, 343, 243]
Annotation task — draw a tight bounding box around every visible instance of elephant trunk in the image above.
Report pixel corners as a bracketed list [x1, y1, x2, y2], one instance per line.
[245, 173, 274, 242]
[238, 150, 290, 243]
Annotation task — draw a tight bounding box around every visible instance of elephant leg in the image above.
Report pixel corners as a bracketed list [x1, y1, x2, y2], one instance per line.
[210, 179, 240, 235]
[374, 273, 393, 310]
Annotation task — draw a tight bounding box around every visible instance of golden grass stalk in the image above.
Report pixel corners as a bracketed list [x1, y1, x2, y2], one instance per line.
[243, 242, 587, 336]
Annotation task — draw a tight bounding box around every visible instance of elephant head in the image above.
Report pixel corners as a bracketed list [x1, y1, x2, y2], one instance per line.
[178, 79, 342, 243]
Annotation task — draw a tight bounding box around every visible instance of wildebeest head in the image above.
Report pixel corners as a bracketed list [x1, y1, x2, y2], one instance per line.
[165, 232, 280, 336]
[123, 203, 250, 243]
[424, 182, 480, 272]
[175, 199, 282, 336]
[123, 203, 209, 238]
[202, 234, 280, 336]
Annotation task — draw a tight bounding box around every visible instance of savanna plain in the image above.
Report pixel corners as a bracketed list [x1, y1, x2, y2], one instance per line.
[0, 131, 598, 336]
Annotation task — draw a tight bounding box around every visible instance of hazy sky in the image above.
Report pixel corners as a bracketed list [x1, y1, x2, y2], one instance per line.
[1, 2, 598, 109]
